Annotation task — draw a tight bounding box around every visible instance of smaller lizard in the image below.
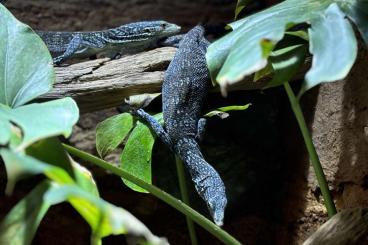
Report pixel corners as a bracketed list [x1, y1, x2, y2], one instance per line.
[37, 21, 181, 65]
[134, 26, 227, 226]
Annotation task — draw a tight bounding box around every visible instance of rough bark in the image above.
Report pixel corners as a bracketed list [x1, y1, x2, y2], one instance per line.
[303, 208, 368, 245]
[40, 47, 270, 112]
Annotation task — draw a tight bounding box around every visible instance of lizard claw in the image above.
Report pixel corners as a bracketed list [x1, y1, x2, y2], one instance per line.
[52, 57, 64, 66]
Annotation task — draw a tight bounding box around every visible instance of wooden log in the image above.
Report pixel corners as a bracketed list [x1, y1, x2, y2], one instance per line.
[303, 208, 368, 245]
[40, 47, 269, 112]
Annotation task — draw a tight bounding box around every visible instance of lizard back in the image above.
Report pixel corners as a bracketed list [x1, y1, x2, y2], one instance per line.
[162, 25, 210, 141]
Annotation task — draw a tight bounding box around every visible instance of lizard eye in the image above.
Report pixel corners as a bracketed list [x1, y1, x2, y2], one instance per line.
[143, 28, 151, 33]
[160, 23, 167, 29]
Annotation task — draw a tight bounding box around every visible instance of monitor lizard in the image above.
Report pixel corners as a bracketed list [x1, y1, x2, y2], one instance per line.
[36, 21, 181, 65]
[134, 25, 227, 226]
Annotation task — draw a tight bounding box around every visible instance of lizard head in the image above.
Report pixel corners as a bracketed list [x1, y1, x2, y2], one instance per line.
[208, 194, 227, 226]
[113, 21, 181, 40]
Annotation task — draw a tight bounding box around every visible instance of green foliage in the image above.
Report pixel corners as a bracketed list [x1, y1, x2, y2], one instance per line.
[204, 104, 251, 118]
[0, 99, 79, 150]
[267, 44, 307, 89]
[234, 0, 251, 19]
[206, 0, 368, 96]
[97, 105, 249, 194]
[120, 114, 162, 193]
[301, 4, 357, 96]
[0, 5, 166, 245]
[0, 181, 52, 245]
[0, 4, 54, 107]
[96, 113, 134, 158]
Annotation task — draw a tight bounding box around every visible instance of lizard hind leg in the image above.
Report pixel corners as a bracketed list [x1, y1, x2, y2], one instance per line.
[195, 118, 207, 142]
[133, 109, 173, 150]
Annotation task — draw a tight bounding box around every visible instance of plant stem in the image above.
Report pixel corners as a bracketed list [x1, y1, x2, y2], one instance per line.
[283, 82, 337, 217]
[175, 156, 198, 245]
[63, 144, 241, 245]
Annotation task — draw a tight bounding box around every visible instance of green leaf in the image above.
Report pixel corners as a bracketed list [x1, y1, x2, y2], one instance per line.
[300, 3, 357, 95]
[205, 104, 251, 118]
[96, 113, 133, 158]
[235, 0, 251, 19]
[26, 137, 99, 196]
[253, 62, 274, 82]
[120, 113, 163, 193]
[338, 0, 368, 45]
[266, 44, 307, 88]
[0, 150, 167, 244]
[0, 98, 79, 150]
[0, 149, 74, 194]
[0, 181, 52, 245]
[206, 0, 334, 94]
[285, 30, 309, 41]
[44, 184, 168, 244]
[206, 0, 366, 95]
[0, 4, 54, 107]
[0, 118, 11, 145]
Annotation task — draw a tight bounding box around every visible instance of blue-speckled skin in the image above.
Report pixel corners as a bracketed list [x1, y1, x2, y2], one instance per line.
[37, 21, 181, 64]
[135, 26, 227, 226]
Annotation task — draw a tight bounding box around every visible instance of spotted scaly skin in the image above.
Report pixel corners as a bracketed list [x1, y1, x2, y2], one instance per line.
[37, 21, 181, 65]
[135, 26, 227, 226]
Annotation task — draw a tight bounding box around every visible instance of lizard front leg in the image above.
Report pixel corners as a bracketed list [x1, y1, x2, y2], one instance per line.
[53, 35, 83, 65]
[133, 109, 173, 150]
[53, 35, 106, 65]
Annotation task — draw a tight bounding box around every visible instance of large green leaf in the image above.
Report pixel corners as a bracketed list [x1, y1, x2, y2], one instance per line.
[206, 0, 366, 95]
[120, 113, 163, 193]
[44, 184, 168, 244]
[1, 148, 74, 194]
[0, 4, 54, 107]
[0, 98, 79, 150]
[338, 0, 368, 45]
[0, 150, 167, 245]
[26, 137, 99, 196]
[96, 113, 133, 158]
[0, 181, 52, 245]
[300, 3, 357, 95]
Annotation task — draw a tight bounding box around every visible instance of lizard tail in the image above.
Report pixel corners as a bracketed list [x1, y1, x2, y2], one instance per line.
[175, 138, 227, 226]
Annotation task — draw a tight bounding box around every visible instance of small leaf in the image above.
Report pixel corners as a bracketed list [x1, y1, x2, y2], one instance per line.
[120, 113, 163, 193]
[266, 44, 307, 88]
[0, 181, 52, 245]
[96, 113, 133, 158]
[301, 3, 357, 96]
[205, 104, 251, 118]
[124, 93, 161, 109]
[0, 98, 79, 150]
[285, 30, 309, 41]
[235, 0, 251, 19]
[0, 4, 54, 107]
